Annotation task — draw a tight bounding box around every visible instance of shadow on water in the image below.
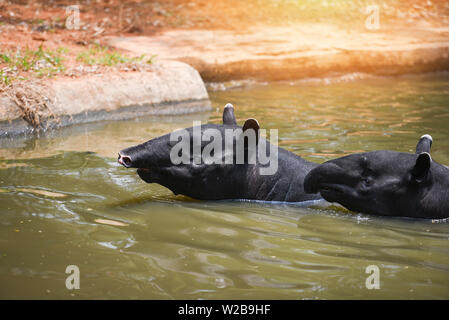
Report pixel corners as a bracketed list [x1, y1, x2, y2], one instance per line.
[1, 74, 449, 299]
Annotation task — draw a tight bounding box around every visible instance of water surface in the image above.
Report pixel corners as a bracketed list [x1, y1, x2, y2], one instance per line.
[1, 73, 449, 299]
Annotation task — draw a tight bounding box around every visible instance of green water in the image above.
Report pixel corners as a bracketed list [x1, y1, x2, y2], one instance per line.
[1, 73, 449, 299]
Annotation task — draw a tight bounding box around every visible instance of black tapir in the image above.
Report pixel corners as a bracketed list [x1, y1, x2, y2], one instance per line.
[118, 104, 321, 202]
[304, 135, 449, 219]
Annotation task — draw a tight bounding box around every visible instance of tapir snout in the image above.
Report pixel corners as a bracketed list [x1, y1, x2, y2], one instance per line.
[118, 153, 132, 168]
[117, 140, 157, 169]
[304, 156, 361, 195]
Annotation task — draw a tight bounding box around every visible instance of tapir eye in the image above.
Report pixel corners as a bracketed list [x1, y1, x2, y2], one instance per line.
[358, 177, 373, 194]
[361, 177, 374, 187]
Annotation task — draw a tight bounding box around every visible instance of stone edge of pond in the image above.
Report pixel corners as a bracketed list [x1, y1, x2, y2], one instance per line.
[0, 60, 211, 138]
[192, 45, 449, 82]
[107, 31, 449, 82]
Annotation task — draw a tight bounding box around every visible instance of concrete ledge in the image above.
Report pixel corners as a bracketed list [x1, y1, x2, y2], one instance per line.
[0, 60, 211, 138]
[107, 25, 449, 81]
[196, 46, 449, 81]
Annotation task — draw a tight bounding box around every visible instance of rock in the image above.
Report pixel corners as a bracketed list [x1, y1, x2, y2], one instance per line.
[31, 32, 48, 41]
[107, 24, 449, 81]
[0, 60, 210, 137]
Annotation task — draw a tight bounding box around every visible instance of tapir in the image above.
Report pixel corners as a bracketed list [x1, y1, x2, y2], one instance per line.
[118, 104, 321, 202]
[304, 134, 449, 219]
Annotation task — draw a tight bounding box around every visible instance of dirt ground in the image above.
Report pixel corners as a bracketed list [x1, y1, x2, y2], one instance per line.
[1, 0, 449, 85]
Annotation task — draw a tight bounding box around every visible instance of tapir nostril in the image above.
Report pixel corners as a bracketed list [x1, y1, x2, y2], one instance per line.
[118, 153, 132, 168]
[123, 156, 131, 167]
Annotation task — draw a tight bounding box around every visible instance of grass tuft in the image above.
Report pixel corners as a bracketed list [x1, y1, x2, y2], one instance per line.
[1, 44, 155, 87]
[0, 45, 66, 84]
[76, 44, 156, 66]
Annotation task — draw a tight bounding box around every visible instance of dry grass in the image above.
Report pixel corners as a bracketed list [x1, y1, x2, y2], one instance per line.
[1, 80, 58, 129]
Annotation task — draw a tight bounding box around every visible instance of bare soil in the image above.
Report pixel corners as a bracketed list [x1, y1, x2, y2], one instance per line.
[1, 0, 448, 83]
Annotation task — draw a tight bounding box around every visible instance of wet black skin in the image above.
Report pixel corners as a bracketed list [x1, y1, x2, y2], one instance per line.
[304, 135, 449, 218]
[118, 104, 321, 202]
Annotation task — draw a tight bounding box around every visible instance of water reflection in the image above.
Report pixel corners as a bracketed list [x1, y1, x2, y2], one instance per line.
[0, 74, 449, 299]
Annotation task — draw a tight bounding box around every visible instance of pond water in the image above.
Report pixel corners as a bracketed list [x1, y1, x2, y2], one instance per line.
[1, 73, 449, 299]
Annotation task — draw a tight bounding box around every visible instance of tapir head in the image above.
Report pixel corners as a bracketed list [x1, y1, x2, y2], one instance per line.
[304, 150, 435, 217]
[118, 104, 266, 199]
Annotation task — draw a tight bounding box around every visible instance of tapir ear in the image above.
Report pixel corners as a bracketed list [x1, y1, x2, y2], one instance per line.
[242, 118, 260, 145]
[411, 152, 432, 182]
[222, 103, 237, 125]
[415, 134, 433, 154]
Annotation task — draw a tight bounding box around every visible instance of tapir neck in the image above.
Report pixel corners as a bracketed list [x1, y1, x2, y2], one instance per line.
[245, 148, 321, 202]
[419, 164, 449, 219]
